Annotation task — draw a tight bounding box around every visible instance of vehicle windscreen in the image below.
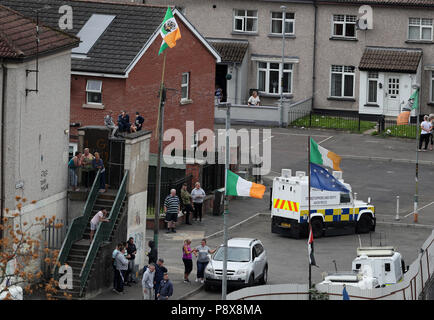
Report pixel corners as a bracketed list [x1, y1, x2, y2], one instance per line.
[213, 247, 250, 262]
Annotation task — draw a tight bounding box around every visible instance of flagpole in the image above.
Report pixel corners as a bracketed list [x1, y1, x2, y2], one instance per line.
[308, 135, 312, 300]
[413, 85, 420, 223]
[154, 50, 167, 256]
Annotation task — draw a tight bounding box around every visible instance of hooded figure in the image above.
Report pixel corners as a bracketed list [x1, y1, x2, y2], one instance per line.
[147, 240, 157, 265]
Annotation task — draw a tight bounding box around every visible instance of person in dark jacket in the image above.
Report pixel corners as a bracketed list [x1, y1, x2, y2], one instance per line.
[118, 110, 131, 133]
[153, 258, 167, 300]
[147, 240, 157, 265]
[125, 237, 137, 284]
[135, 112, 144, 131]
[157, 273, 173, 300]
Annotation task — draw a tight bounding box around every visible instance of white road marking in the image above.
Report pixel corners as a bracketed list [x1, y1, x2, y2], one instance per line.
[318, 136, 334, 145]
[403, 201, 434, 218]
[271, 131, 330, 138]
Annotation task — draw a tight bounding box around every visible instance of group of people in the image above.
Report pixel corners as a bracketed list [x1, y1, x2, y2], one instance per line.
[68, 147, 107, 193]
[182, 238, 216, 284]
[419, 114, 434, 151]
[104, 110, 145, 138]
[163, 182, 206, 234]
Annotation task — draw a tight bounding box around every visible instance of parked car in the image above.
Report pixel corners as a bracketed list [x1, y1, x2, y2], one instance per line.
[204, 238, 268, 290]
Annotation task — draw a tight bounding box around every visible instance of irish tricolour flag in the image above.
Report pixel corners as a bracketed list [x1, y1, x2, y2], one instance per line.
[158, 7, 181, 55]
[310, 138, 342, 171]
[226, 170, 266, 199]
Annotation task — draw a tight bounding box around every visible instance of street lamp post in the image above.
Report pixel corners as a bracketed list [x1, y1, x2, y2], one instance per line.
[280, 5, 286, 128]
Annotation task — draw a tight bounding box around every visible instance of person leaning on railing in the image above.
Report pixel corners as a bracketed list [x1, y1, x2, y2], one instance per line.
[92, 152, 107, 193]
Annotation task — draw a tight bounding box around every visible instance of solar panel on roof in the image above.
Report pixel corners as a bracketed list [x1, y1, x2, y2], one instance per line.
[72, 14, 116, 55]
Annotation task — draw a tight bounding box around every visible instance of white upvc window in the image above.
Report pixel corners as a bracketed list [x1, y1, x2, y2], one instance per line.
[431, 71, 434, 102]
[234, 9, 258, 33]
[408, 18, 433, 41]
[270, 12, 295, 35]
[330, 65, 355, 98]
[332, 14, 357, 38]
[181, 72, 190, 100]
[86, 80, 102, 104]
[257, 62, 293, 95]
[367, 72, 379, 104]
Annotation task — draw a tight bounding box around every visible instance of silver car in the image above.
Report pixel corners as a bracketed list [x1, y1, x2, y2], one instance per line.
[204, 238, 268, 290]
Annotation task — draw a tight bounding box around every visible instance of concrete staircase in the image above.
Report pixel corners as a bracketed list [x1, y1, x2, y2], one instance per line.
[52, 191, 126, 300]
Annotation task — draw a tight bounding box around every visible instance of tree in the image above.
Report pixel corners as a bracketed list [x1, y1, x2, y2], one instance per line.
[0, 196, 71, 300]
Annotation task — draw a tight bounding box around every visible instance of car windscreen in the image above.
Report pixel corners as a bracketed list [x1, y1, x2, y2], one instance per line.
[213, 247, 250, 262]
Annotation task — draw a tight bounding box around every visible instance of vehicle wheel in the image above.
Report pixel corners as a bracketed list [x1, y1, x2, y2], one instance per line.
[357, 214, 372, 233]
[247, 274, 255, 287]
[311, 218, 324, 238]
[259, 265, 268, 285]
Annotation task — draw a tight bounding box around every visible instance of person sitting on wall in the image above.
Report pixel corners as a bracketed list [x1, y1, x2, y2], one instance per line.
[135, 112, 144, 131]
[104, 110, 119, 138]
[248, 90, 260, 106]
[118, 110, 131, 133]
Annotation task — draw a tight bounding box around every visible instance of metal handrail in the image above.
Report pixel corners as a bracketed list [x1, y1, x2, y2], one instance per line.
[54, 169, 101, 280]
[79, 170, 129, 296]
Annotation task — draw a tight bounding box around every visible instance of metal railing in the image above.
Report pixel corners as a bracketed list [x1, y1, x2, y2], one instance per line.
[54, 169, 101, 280]
[79, 170, 129, 296]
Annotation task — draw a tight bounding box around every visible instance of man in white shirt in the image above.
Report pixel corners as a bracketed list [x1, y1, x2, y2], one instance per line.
[248, 90, 260, 106]
[419, 115, 432, 151]
[90, 209, 110, 242]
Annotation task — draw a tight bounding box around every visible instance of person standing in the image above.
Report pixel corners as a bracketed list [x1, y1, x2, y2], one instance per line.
[81, 148, 95, 189]
[182, 239, 193, 283]
[429, 114, 434, 151]
[135, 112, 144, 131]
[191, 182, 206, 222]
[104, 110, 118, 138]
[142, 263, 155, 300]
[193, 239, 216, 284]
[68, 151, 82, 191]
[153, 258, 167, 300]
[157, 273, 173, 300]
[247, 90, 260, 106]
[126, 237, 137, 285]
[112, 243, 122, 290]
[89, 209, 110, 243]
[164, 189, 180, 233]
[92, 152, 106, 193]
[114, 245, 130, 294]
[147, 240, 158, 265]
[180, 183, 193, 225]
[419, 115, 432, 151]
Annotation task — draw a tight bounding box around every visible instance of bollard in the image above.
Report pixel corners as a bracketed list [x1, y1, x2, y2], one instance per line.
[395, 196, 400, 221]
[414, 212, 418, 223]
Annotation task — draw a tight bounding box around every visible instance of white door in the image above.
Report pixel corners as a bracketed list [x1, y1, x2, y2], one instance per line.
[385, 76, 401, 116]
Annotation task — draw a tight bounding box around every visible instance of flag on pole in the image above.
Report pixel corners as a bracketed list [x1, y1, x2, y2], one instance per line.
[397, 89, 419, 125]
[158, 7, 181, 55]
[310, 163, 350, 193]
[226, 170, 266, 199]
[310, 138, 342, 171]
[342, 285, 350, 300]
[308, 225, 318, 267]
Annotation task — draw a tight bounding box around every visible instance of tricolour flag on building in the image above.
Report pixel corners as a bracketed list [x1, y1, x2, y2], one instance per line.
[397, 88, 419, 125]
[310, 138, 342, 171]
[308, 225, 318, 267]
[226, 170, 266, 199]
[158, 7, 181, 55]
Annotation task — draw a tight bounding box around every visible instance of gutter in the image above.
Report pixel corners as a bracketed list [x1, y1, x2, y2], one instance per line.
[0, 60, 7, 241]
[312, 0, 318, 110]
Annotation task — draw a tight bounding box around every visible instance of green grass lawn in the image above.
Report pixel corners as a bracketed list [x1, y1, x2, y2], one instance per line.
[290, 114, 376, 133]
[381, 125, 417, 139]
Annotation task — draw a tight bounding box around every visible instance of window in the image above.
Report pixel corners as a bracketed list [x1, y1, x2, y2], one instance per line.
[332, 14, 357, 38]
[270, 12, 295, 35]
[385, 263, 391, 272]
[408, 18, 433, 41]
[367, 72, 378, 104]
[234, 10, 258, 33]
[86, 80, 102, 104]
[254, 244, 264, 257]
[340, 192, 351, 203]
[431, 71, 434, 102]
[257, 62, 293, 95]
[330, 65, 355, 98]
[181, 72, 189, 100]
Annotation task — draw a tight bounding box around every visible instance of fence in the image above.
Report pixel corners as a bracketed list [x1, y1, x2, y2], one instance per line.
[287, 97, 312, 124]
[381, 117, 418, 139]
[228, 229, 434, 300]
[41, 218, 67, 279]
[202, 163, 225, 194]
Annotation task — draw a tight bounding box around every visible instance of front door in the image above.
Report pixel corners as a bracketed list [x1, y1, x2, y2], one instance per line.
[385, 76, 401, 116]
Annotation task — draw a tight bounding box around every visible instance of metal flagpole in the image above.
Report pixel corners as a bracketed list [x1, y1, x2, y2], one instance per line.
[154, 50, 168, 255]
[308, 135, 312, 300]
[222, 103, 231, 300]
[413, 85, 420, 223]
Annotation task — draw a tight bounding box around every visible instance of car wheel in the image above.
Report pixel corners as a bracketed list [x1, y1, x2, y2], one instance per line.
[260, 265, 268, 285]
[357, 214, 372, 234]
[247, 274, 254, 287]
[311, 218, 324, 238]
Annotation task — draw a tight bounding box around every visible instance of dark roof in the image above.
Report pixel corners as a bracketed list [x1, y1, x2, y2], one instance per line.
[207, 39, 248, 64]
[359, 47, 422, 73]
[0, 0, 170, 74]
[317, 0, 434, 7]
[0, 4, 79, 60]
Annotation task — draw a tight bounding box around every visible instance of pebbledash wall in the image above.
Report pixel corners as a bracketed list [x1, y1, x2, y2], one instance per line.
[70, 18, 216, 155]
[1, 51, 72, 251]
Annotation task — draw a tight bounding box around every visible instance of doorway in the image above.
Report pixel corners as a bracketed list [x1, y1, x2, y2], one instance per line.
[385, 76, 401, 116]
[215, 64, 228, 102]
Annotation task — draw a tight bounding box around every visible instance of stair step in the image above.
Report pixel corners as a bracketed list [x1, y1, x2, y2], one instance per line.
[67, 254, 87, 261]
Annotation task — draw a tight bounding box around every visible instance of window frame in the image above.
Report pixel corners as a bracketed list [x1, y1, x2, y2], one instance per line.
[408, 17, 433, 41]
[181, 72, 190, 101]
[233, 9, 258, 33]
[257, 62, 293, 95]
[86, 79, 102, 105]
[270, 11, 295, 36]
[332, 14, 357, 39]
[367, 72, 379, 104]
[329, 65, 355, 98]
[431, 71, 434, 102]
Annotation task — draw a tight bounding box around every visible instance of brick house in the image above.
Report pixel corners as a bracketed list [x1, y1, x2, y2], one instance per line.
[2, 0, 222, 184]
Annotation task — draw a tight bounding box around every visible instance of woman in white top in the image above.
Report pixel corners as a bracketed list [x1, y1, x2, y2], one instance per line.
[248, 90, 260, 106]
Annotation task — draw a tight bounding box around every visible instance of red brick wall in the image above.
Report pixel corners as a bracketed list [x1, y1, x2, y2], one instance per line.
[70, 19, 216, 155]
